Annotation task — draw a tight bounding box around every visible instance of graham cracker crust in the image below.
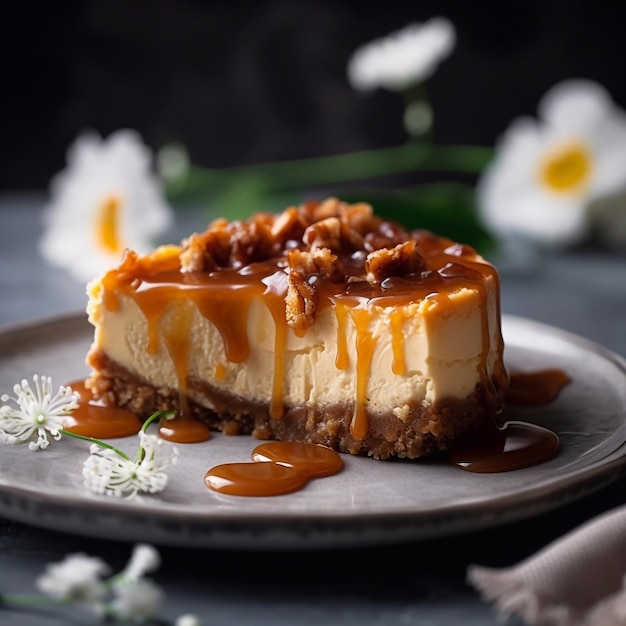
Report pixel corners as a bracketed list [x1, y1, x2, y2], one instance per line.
[86, 348, 504, 461]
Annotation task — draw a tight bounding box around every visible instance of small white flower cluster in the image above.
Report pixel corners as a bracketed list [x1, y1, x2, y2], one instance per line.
[83, 432, 179, 499]
[28, 543, 201, 625]
[0, 376, 178, 500]
[0, 375, 79, 450]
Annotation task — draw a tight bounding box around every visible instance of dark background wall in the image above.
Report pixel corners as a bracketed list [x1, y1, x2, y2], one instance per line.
[2, 0, 625, 191]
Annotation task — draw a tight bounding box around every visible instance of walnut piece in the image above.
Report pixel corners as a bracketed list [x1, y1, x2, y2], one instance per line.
[286, 248, 345, 332]
[365, 241, 427, 284]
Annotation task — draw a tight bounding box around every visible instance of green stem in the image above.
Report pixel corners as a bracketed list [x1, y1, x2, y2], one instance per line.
[141, 410, 175, 435]
[136, 410, 175, 463]
[166, 142, 495, 199]
[60, 429, 131, 461]
[0, 593, 70, 608]
[60, 411, 176, 463]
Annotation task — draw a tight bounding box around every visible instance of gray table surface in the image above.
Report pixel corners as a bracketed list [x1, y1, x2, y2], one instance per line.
[0, 192, 625, 625]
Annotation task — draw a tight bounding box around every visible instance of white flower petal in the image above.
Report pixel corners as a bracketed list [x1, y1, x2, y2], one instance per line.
[39, 129, 174, 283]
[347, 17, 456, 92]
[539, 79, 613, 133]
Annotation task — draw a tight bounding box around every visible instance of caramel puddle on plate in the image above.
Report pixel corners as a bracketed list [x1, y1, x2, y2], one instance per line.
[158, 413, 212, 444]
[205, 442, 344, 496]
[63, 379, 141, 439]
[505, 368, 571, 406]
[448, 420, 560, 473]
[448, 368, 568, 473]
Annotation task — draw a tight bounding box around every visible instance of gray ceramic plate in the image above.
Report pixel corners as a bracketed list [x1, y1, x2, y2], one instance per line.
[0, 312, 625, 550]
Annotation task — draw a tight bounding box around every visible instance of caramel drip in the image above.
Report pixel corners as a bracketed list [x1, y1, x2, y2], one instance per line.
[159, 305, 212, 443]
[506, 369, 570, 406]
[193, 293, 251, 363]
[390, 307, 407, 376]
[334, 302, 350, 370]
[448, 421, 559, 473]
[204, 441, 343, 496]
[350, 307, 377, 440]
[64, 379, 142, 439]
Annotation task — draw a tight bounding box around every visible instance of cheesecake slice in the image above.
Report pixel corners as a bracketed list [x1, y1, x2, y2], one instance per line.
[85, 197, 508, 460]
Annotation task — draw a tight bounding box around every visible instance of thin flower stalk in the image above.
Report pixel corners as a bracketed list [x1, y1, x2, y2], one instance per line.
[163, 141, 494, 202]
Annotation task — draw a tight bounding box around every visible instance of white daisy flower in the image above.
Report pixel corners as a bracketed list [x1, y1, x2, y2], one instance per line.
[0, 375, 79, 450]
[82, 431, 179, 499]
[347, 17, 456, 92]
[109, 578, 163, 622]
[477, 79, 626, 249]
[39, 129, 174, 282]
[36, 552, 109, 615]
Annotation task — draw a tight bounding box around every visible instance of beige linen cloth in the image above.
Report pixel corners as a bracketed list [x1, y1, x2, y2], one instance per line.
[467, 504, 626, 625]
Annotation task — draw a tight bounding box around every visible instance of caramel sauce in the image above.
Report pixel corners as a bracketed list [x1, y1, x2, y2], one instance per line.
[506, 369, 571, 406]
[63, 380, 142, 439]
[204, 442, 344, 496]
[251, 441, 344, 477]
[446, 368, 569, 472]
[158, 415, 211, 443]
[448, 421, 559, 473]
[350, 307, 377, 440]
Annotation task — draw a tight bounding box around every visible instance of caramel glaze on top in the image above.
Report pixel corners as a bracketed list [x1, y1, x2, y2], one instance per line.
[97, 198, 509, 442]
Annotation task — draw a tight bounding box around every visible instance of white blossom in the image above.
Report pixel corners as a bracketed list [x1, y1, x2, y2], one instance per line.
[82, 432, 179, 499]
[39, 129, 173, 282]
[35, 552, 109, 614]
[477, 79, 626, 249]
[0, 375, 79, 450]
[347, 17, 456, 92]
[121, 543, 161, 581]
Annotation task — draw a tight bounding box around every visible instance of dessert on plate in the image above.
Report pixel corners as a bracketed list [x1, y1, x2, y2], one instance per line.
[85, 197, 508, 460]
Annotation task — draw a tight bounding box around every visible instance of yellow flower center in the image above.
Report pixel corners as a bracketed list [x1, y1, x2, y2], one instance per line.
[96, 195, 124, 254]
[539, 142, 591, 194]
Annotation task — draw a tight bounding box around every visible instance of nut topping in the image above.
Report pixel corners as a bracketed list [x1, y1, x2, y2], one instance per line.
[286, 248, 345, 332]
[176, 197, 461, 327]
[365, 241, 427, 284]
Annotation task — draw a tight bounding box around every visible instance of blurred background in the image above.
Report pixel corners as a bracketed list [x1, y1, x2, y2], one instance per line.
[2, 0, 625, 192]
